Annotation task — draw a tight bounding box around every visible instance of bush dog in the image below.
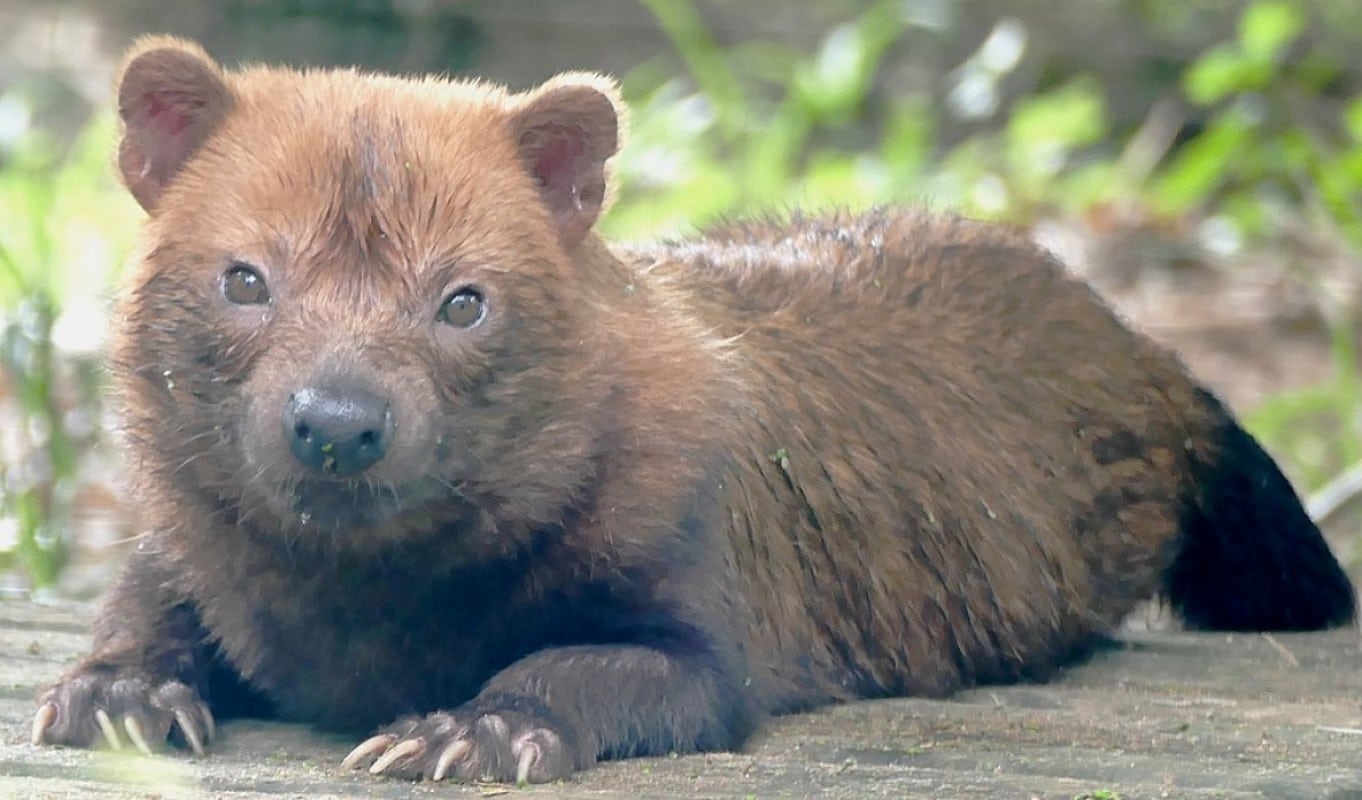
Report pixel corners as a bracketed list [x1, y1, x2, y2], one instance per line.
[32, 37, 1357, 784]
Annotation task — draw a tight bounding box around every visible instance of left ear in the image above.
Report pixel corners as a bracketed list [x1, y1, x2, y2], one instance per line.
[508, 73, 623, 248]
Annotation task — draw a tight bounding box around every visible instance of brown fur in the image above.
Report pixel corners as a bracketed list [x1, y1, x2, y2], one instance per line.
[32, 37, 1355, 783]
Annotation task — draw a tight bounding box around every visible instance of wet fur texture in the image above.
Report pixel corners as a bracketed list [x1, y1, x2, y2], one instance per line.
[34, 37, 1357, 783]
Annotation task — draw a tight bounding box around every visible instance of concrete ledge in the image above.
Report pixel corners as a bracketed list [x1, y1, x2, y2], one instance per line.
[3, 600, 1359, 799]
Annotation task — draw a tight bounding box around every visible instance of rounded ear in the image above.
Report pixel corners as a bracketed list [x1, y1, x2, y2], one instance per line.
[508, 73, 625, 248]
[116, 36, 233, 212]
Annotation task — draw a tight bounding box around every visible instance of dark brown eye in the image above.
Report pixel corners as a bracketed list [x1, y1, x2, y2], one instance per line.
[437, 287, 486, 328]
[222, 263, 270, 305]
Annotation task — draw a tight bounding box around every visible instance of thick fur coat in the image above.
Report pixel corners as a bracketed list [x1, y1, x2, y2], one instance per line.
[32, 37, 1356, 784]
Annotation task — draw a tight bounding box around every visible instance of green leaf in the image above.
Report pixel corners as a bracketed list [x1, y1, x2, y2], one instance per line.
[1009, 79, 1108, 148]
[793, 2, 907, 125]
[1053, 161, 1120, 214]
[0, 238, 26, 304]
[798, 151, 888, 210]
[798, 23, 865, 118]
[639, 0, 748, 139]
[1005, 78, 1108, 185]
[1238, 0, 1306, 63]
[1219, 191, 1269, 238]
[1150, 112, 1253, 214]
[1345, 98, 1362, 143]
[1266, 127, 1316, 176]
[1312, 153, 1362, 249]
[1183, 45, 1251, 105]
[880, 95, 936, 184]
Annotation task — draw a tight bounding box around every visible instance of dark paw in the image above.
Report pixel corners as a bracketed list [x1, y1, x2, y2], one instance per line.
[32, 670, 214, 756]
[340, 707, 586, 784]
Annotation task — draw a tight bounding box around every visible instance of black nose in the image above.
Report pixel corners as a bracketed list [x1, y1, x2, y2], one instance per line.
[282, 386, 393, 476]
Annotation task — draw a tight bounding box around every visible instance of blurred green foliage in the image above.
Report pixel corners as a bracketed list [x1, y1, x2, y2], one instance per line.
[0, 105, 140, 589]
[1156, 1, 1362, 244]
[2, 0, 1360, 587]
[611, 0, 1362, 243]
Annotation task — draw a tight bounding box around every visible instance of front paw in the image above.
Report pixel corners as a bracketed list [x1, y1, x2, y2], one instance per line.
[32, 668, 214, 756]
[341, 705, 589, 785]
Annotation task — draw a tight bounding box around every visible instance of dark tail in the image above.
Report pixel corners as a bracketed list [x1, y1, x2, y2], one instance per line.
[1166, 391, 1357, 631]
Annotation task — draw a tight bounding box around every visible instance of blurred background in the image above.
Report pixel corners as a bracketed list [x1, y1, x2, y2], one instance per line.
[1, 0, 1360, 598]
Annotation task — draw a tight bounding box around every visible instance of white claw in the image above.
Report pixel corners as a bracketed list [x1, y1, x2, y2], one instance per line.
[94, 709, 122, 750]
[198, 703, 216, 743]
[340, 734, 394, 771]
[174, 708, 205, 756]
[431, 738, 472, 781]
[31, 703, 57, 746]
[123, 716, 154, 756]
[515, 743, 538, 786]
[369, 737, 424, 775]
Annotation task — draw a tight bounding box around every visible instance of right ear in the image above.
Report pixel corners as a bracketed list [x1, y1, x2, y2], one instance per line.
[115, 36, 233, 212]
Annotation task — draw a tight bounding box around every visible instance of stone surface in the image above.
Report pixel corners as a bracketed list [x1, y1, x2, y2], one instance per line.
[2, 599, 1360, 799]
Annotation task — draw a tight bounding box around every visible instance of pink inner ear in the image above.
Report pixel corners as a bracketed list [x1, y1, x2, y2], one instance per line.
[123, 88, 210, 203]
[530, 125, 586, 193]
[523, 121, 606, 245]
[142, 89, 204, 138]
[116, 45, 231, 211]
